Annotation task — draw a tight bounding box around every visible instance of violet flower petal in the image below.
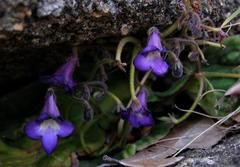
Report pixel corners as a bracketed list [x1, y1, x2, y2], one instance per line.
[24, 121, 41, 140]
[37, 112, 50, 122]
[41, 56, 77, 91]
[49, 75, 77, 92]
[128, 113, 140, 128]
[24, 90, 75, 155]
[133, 53, 151, 72]
[150, 56, 168, 76]
[133, 30, 168, 76]
[41, 128, 58, 155]
[54, 56, 77, 79]
[121, 89, 154, 128]
[128, 111, 154, 128]
[137, 112, 154, 126]
[136, 89, 148, 107]
[120, 109, 130, 119]
[142, 32, 165, 53]
[41, 91, 60, 118]
[57, 121, 74, 138]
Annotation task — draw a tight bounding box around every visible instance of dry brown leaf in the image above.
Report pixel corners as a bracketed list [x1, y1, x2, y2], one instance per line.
[225, 81, 240, 96]
[120, 156, 184, 167]
[232, 110, 240, 122]
[123, 118, 226, 162]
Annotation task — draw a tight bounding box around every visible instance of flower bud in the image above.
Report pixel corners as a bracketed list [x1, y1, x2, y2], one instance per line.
[172, 58, 183, 78]
[84, 104, 94, 121]
[187, 12, 203, 37]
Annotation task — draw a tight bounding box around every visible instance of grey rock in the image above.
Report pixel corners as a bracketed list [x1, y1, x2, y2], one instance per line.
[0, 0, 239, 49]
[37, 0, 65, 17]
[176, 133, 240, 167]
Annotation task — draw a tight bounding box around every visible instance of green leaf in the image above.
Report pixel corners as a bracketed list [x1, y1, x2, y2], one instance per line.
[78, 157, 103, 167]
[134, 121, 173, 150]
[54, 89, 86, 128]
[205, 35, 240, 65]
[99, 75, 130, 113]
[120, 120, 173, 159]
[122, 144, 137, 159]
[202, 65, 239, 90]
[186, 78, 227, 117]
[79, 118, 106, 154]
[0, 140, 41, 167]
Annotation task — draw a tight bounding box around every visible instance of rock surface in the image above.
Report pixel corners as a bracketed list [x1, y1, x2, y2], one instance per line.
[0, 0, 239, 49]
[176, 133, 240, 167]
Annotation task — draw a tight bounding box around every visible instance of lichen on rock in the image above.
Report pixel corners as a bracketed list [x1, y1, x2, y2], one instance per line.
[37, 0, 65, 17]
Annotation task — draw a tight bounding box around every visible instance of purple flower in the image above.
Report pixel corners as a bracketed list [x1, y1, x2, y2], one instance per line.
[133, 27, 169, 76]
[41, 56, 78, 91]
[24, 90, 74, 155]
[121, 89, 154, 128]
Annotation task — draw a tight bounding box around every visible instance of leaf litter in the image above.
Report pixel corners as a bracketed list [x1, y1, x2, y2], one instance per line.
[102, 116, 234, 167]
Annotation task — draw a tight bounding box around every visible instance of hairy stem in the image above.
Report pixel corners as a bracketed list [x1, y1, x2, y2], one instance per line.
[129, 47, 141, 101]
[127, 70, 151, 108]
[107, 91, 125, 110]
[115, 36, 140, 71]
[162, 20, 179, 38]
[196, 40, 225, 48]
[203, 72, 240, 78]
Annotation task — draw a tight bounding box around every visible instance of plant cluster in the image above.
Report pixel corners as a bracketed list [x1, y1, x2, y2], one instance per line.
[1, 2, 240, 166]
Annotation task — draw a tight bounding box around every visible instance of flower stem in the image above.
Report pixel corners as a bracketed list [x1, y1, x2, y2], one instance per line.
[127, 70, 151, 108]
[222, 22, 240, 28]
[129, 47, 141, 101]
[201, 24, 221, 32]
[136, 70, 152, 93]
[130, 63, 136, 100]
[201, 8, 240, 32]
[196, 40, 224, 48]
[171, 77, 204, 124]
[118, 70, 151, 138]
[162, 20, 178, 38]
[115, 36, 140, 71]
[203, 72, 240, 78]
[107, 91, 125, 110]
[171, 38, 208, 64]
[117, 118, 131, 140]
[117, 119, 125, 137]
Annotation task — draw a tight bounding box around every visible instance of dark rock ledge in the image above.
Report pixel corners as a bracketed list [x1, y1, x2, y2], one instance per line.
[0, 0, 239, 84]
[0, 0, 239, 49]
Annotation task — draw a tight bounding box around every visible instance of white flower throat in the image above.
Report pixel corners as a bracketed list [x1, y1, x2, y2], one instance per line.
[147, 51, 161, 58]
[40, 119, 60, 132]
